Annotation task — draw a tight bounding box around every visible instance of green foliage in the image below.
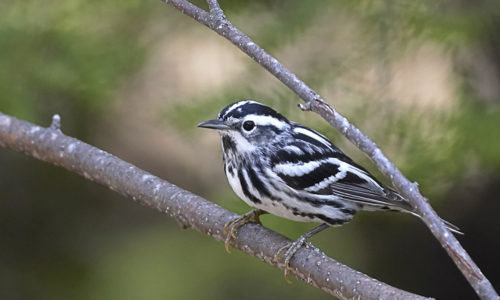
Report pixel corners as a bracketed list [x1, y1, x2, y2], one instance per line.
[164, 94, 238, 134]
[452, 100, 500, 172]
[0, 0, 153, 125]
[332, 1, 494, 47]
[83, 225, 331, 300]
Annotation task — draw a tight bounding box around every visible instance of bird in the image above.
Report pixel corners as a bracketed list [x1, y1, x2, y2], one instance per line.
[197, 100, 461, 280]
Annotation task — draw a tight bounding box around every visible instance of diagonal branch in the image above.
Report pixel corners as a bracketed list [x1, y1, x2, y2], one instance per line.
[0, 112, 431, 300]
[206, 0, 222, 15]
[162, 0, 498, 299]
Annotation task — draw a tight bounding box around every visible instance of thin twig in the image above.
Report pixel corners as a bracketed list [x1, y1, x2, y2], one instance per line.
[0, 112, 431, 300]
[206, 0, 222, 16]
[161, 0, 499, 299]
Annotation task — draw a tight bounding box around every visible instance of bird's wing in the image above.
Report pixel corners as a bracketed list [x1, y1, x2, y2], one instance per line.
[270, 125, 410, 210]
[270, 123, 462, 233]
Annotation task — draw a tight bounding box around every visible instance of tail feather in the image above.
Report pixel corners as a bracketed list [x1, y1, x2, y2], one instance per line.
[387, 190, 463, 235]
[440, 218, 463, 235]
[407, 211, 463, 235]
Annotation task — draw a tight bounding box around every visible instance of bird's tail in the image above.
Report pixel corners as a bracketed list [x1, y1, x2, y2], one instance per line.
[387, 189, 463, 235]
[441, 218, 463, 235]
[409, 211, 463, 235]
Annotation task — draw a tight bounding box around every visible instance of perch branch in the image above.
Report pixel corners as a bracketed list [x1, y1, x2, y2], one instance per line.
[0, 112, 430, 299]
[161, 0, 498, 299]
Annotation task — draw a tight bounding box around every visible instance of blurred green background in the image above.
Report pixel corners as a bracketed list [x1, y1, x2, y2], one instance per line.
[1, 0, 499, 299]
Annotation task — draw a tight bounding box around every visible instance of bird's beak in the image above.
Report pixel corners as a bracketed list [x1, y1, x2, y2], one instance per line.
[197, 119, 230, 130]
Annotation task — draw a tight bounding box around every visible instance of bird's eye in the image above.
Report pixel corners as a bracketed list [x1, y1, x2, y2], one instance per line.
[242, 120, 255, 131]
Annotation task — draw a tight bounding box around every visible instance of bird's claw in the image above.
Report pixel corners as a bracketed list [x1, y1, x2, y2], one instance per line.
[275, 236, 309, 283]
[223, 209, 264, 253]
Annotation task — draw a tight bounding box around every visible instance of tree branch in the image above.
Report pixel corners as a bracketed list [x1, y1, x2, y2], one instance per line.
[0, 112, 431, 299]
[206, 0, 223, 16]
[161, 1, 498, 299]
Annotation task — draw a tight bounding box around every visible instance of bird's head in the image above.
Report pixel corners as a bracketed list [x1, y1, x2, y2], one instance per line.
[197, 100, 291, 154]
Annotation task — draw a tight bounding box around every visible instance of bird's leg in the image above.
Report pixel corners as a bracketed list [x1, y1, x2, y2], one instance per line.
[224, 209, 267, 253]
[275, 223, 330, 283]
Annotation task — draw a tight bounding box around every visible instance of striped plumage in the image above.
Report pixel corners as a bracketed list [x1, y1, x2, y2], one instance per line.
[198, 100, 460, 275]
[203, 100, 414, 224]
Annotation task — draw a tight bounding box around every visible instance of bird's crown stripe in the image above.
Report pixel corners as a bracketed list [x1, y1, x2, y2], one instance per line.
[293, 127, 332, 147]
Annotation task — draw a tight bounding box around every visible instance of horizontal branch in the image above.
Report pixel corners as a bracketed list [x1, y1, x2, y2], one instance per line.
[0, 112, 431, 300]
[161, 1, 499, 299]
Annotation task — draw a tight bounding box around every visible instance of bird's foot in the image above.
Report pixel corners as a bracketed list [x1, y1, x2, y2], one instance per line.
[223, 209, 265, 253]
[274, 223, 330, 283]
[275, 236, 309, 283]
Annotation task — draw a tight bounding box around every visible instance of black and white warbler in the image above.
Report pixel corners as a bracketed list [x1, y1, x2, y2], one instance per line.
[198, 100, 461, 280]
